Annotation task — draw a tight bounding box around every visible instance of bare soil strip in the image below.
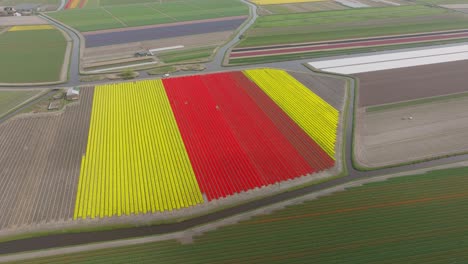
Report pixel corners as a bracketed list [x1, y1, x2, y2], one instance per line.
[83, 31, 232, 63]
[0, 16, 48, 26]
[356, 60, 468, 107]
[356, 97, 468, 168]
[100, 7, 128, 27]
[0, 88, 94, 231]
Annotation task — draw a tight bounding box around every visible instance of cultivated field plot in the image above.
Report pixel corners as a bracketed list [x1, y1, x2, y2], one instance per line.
[0, 90, 44, 118]
[237, 5, 468, 48]
[0, 0, 59, 5]
[356, 59, 468, 106]
[259, 1, 348, 15]
[0, 16, 49, 26]
[82, 31, 229, 66]
[0, 25, 67, 83]
[75, 69, 339, 219]
[64, 0, 86, 9]
[288, 71, 345, 110]
[49, 0, 249, 32]
[356, 96, 468, 167]
[75, 80, 204, 219]
[309, 43, 468, 76]
[0, 88, 93, 231]
[415, 0, 468, 4]
[83, 16, 246, 48]
[24, 167, 468, 263]
[251, 0, 324, 4]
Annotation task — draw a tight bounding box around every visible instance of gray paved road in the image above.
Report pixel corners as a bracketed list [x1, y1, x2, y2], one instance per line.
[0, 0, 468, 255]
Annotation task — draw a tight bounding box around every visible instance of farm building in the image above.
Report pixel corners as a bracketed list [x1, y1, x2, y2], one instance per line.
[14, 4, 41, 15]
[66, 88, 79, 101]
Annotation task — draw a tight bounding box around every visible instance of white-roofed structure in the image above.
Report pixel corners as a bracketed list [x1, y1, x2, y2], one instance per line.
[308, 44, 468, 74]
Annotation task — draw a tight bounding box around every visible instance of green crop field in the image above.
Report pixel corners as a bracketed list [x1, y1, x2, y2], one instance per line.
[16, 166, 468, 263]
[238, 5, 468, 47]
[49, 0, 249, 32]
[0, 90, 43, 117]
[0, 28, 67, 83]
[159, 47, 215, 64]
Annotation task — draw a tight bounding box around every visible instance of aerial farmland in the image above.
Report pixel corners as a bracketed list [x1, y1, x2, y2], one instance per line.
[1, 0, 468, 262]
[229, 5, 468, 64]
[0, 19, 69, 84]
[47, 0, 250, 71]
[0, 69, 345, 233]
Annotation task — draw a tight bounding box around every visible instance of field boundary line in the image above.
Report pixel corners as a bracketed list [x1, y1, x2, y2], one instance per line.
[144, 4, 178, 22]
[56, 26, 73, 83]
[0, 27, 9, 35]
[0, 89, 48, 119]
[100, 7, 128, 27]
[181, 0, 224, 17]
[366, 91, 468, 112]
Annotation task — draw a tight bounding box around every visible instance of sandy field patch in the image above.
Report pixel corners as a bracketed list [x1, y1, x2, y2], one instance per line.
[355, 96, 468, 167]
[0, 16, 48, 26]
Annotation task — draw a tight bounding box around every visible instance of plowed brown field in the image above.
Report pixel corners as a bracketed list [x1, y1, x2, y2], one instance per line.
[356, 60, 468, 107]
[0, 88, 93, 230]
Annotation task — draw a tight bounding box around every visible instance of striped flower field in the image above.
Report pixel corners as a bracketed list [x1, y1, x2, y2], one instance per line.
[74, 69, 340, 219]
[65, 0, 87, 9]
[8, 25, 54, 32]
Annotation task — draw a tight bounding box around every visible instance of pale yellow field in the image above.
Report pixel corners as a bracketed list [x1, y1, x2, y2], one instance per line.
[8, 25, 54, 32]
[251, 0, 324, 5]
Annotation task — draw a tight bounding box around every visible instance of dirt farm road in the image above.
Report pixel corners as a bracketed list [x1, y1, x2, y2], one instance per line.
[1, 0, 468, 256]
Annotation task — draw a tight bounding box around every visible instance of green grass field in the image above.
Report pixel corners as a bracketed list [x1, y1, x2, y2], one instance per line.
[238, 5, 468, 47]
[0, 29, 67, 83]
[158, 47, 215, 64]
[49, 0, 248, 32]
[15, 166, 468, 263]
[0, 90, 43, 117]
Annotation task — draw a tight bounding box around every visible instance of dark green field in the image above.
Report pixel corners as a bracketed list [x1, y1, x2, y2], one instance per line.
[15, 167, 468, 263]
[0, 29, 67, 83]
[238, 5, 468, 47]
[49, 0, 249, 32]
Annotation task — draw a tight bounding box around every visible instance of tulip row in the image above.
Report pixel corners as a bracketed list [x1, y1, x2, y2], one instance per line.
[74, 80, 203, 219]
[244, 69, 339, 158]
